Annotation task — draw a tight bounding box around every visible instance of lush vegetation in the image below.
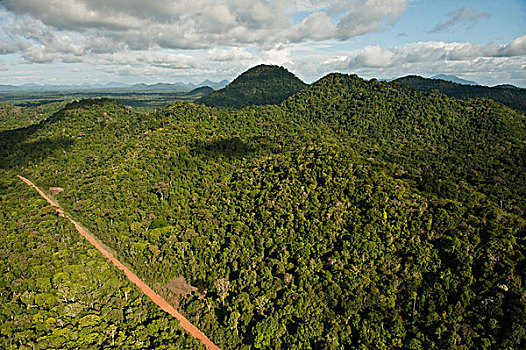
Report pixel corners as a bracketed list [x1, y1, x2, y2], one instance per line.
[0, 67, 524, 349]
[285, 74, 525, 209]
[0, 174, 202, 349]
[196, 65, 307, 109]
[395, 75, 526, 114]
[0, 103, 66, 132]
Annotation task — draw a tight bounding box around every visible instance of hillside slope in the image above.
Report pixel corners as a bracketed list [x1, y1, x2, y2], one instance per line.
[395, 75, 526, 114]
[284, 73, 526, 209]
[0, 175, 202, 349]
[1, 71, 525, 349]
[196, 65, 307, 109]
[0, 102, 66, 132]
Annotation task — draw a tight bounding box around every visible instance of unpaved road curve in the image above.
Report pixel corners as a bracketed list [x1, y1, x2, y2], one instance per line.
[17, 175, 222, 350]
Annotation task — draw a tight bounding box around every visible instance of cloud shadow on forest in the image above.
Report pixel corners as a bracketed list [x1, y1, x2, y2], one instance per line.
[0, 136, 74, 170]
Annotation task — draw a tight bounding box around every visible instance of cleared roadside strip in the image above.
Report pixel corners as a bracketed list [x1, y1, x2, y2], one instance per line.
[17, 175, 222, 350]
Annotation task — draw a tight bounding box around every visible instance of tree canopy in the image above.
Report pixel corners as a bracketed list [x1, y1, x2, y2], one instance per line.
[196, 65, 307, 109]
[1, 70, 524, 349]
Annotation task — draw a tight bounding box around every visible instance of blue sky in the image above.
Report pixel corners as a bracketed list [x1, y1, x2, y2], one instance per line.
[0, 0, 525, 86]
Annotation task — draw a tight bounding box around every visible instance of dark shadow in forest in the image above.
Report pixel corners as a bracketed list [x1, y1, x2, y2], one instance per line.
[0, 99, 119, 170]
[0, 98, 113, 148]
[0, 123, 42, 151]
[0, 136, 74, 170]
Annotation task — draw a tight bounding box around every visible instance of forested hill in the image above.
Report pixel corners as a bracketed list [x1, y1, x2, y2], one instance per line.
[1, 70, 525, 349]
[195, 64, 307, 109]
[284, 73, 526, 208]
[0, 102, 66, 132]
[394, 75, 526, 114]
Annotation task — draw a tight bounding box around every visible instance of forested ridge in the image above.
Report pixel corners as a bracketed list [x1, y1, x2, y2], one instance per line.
[285, 74, 525, 209]
[0, 102, 66, 132]
[394, 75, 526, 114]
[0, 68, 524, 349]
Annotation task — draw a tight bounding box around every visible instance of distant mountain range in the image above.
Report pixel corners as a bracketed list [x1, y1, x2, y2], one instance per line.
[0, 79, 229, 93]
[380, 74, 479, 85]
[430, 74, 479, 86]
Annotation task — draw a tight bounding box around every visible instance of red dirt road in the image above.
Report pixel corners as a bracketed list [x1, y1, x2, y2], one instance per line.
[17, 175, 221, 350]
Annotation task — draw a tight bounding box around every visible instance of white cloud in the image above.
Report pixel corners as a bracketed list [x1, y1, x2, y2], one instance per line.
[1, 10, 85, 63]
[335, 36, 526, 71]
[208, 47, 257, 62]
[0, 0, 413, 75]
[430, 6, 490, 33]
[0, 0, 291, 51]
[290, 0, 411, 42]
[336, 0, 409, 38]
[0, 39, 16, 54]
[291, 12, 336, 42]
[499, 35, 526, 57]
[93, 51, 197, 70]
[445, 43, 498, 61]
[263, 46, 293, 65]
[0, 0, 410, 55]
[352, 45, 395, 67]
[444, 35, 526, 61]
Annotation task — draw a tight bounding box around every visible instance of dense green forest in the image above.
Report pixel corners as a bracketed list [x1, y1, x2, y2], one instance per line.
[196, 65, 307, 109]
[0, 174, 202, 349]
[285, 74, 525, 210]
[0, 67, 524, 349]
[0, 103, 67, 132]
[395, 75, 526, 114]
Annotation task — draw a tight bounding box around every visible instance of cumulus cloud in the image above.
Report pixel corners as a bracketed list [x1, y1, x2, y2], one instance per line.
[290, 0, 410, 42]
[0, 0, 410, 54]
[336, 0, 409, 39]
[208, 47, 257, 62]
[429, 6, 490, 33]
[0, 1, 523, 87]
[336, 35, 526, 71]
[0, 0, 292, 51]
[0, 39, 16, 54]
[262, 46, 293, 65]
[499, 35, 526, 57]
[0, 9, 85, 63]
[79, 49, 260, 83]
[291, 12, 336, 42]
[93, 51, 198, 70]
[445, 35, 526, 61]
[352, 45, 395, 67]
